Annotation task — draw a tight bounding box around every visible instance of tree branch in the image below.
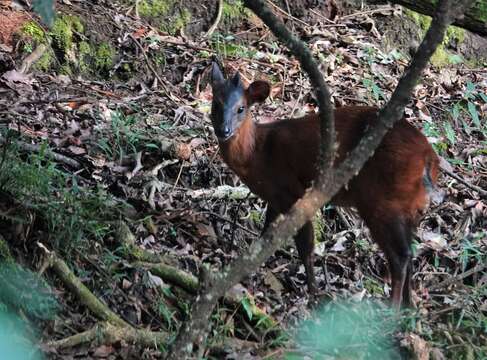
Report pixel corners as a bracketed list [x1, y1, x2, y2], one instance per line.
[244, 0, 336, 173]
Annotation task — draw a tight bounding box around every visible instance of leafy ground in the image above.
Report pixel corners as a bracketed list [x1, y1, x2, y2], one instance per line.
[0, 1, 486, 359]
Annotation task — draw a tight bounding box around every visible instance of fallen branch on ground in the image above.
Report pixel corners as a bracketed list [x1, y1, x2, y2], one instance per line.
[0, 134, 81, 169]
[441, 166, 487, 199]
[113, 221, 277, 329]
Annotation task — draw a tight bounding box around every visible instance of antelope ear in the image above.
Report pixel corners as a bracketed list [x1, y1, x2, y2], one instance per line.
[231, 71, 242, 88]
[211, 62, 224, 86]
[247, 81, 271, 104]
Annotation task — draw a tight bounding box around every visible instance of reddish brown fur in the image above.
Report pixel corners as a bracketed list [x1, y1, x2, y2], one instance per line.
[217, 101, 439, 308]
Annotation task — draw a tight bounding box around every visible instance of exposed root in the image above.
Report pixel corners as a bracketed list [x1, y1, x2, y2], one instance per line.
[47, 322, 168, 350]
[38, 243, 128, 328]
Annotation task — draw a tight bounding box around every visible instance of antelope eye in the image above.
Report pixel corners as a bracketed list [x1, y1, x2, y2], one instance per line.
[237, 106, 245, 114]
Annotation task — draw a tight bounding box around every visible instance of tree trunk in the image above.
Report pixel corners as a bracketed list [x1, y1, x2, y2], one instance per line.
[372, 0, 487, 36]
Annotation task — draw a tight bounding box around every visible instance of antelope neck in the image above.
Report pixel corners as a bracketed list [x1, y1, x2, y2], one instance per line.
[219, 115, 256, 169]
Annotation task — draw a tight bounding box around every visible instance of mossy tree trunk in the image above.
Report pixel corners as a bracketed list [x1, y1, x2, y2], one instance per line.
[371, 0, 487, 36]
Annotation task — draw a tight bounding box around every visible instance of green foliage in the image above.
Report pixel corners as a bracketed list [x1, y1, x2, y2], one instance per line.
[139, 0, 174, 17]
[0, 137, 125, 254]
[94, 42, 115, 72]
[447, 80, 486, 136]
[363, 78, 385, 102]
[211, 34, 256, 58]
[405, 9, 468, 67]
[222, 0, 250, 23]
[78, 41, 92, 72]
[96, 111, 145, 161]
[0, 263, 59, 321]
[32, 0, 55, 27]
[248, 209, 262, 226]
[0, 309, 44, 359]
[363, 277, 385, 297]
[20, 21, 46, 43]
[459, 232, 486, 271]
[473, 0, 487, 22]
[0, 238, 13, 263]
[158, 7, 191, 35]
[423, 80, 485, 157]
[240, 296, 254, 320]
[291, 301, 399, 359]
[154, 295, 177, 330]
[312, 211, 325, 243]
[51, 15, 83, 51]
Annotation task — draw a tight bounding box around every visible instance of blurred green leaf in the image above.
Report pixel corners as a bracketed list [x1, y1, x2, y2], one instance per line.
[0, 310, 44, 359]
[467, 101, 481, 128]
[32, 0, 55, 27]
[451, 102, 461, 121]
[0, 263, 58, 320]
[290, 301, 399, 359]
[240, 297, 253, 321]
[448, 54, 463, 64]
[443, 121, 456, 145]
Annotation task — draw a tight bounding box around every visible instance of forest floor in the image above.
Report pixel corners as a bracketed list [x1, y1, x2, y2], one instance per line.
[0, 0, 486, 359]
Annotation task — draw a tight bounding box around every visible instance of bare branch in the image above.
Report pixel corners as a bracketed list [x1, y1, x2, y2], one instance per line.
[244, 0, 336, 172]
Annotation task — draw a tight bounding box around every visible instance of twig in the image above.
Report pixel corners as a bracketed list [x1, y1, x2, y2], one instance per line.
[0, 134, 81, 169]
[128, 34, 180, 104]
[339, 6, 395, 20]
[429, 263, 487, 291]
[255, 0, 336, 172]
[265, 0, 311, 29]
[205, 0, 223, 38]
[207, 211, 260, 237]
[19, 44, 48, 74]
[230, 191, 252, 245]
[126, 151, 143, 180]
[441, 166, 487, 199]
[309, 9, 337, 25]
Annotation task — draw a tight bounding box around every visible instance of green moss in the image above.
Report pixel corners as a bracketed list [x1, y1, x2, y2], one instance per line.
[222, 0, 247, 21]
[473, 0, 487, 22]
[173, 8, 191, 33]
[78, 41, 92, 73]
[51, 15, 84, 52]
[405, 9, 431, 31]
[158, 7, 191, 35]
[33, 52, 54, 71]
[405, 9, 466, 68]
[59, 64, 72, 75]
[312, 210, 325, 243]
[363, 278, 384, 296]
[20, 21, 46, 44]
[94, 42, 115, 71]
[139, 0, 174, 17]
[446, 25, 465, 44]
[69, 15, 84, 33]
[20, 22, 55, 71]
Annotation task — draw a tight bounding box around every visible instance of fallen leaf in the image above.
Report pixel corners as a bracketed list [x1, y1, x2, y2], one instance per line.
[264, 271, 284, 294]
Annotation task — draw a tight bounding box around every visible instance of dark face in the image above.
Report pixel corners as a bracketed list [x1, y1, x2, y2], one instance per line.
[211, 64, 248, 141]
[210, 62, 271, 142]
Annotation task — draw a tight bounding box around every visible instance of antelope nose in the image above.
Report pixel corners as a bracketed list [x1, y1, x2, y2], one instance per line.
[222, 126, 231, 137]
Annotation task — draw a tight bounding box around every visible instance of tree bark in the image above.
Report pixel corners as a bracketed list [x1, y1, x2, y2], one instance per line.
[371, 0, 487, 36]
